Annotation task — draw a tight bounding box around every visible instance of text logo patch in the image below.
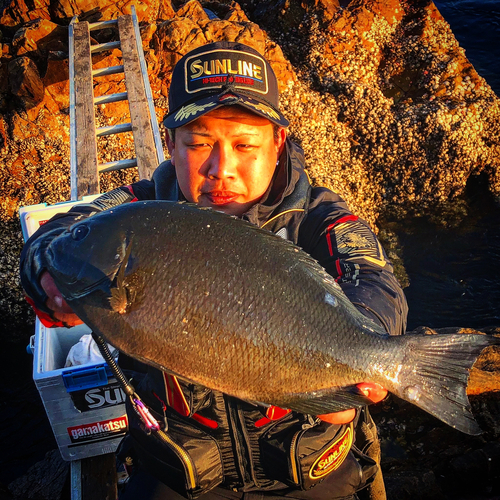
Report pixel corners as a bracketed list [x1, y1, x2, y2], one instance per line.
[67, 415, 128, 443]
[70, 382, 126, 412]
[309, 424, 353, 479]
[184, 49, 268, 95]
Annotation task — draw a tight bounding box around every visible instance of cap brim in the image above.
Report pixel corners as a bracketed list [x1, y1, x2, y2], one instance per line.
[163, 92, 289, 129]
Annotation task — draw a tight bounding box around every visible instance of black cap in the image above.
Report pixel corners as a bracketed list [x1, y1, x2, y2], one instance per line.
[163, 41, 289, 129]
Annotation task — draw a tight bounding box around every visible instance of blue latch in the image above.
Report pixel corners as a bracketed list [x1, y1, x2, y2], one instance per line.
[62, 364, 113, 392]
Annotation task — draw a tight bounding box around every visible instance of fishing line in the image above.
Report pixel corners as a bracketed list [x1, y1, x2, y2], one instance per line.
[91, 331, 160, 432]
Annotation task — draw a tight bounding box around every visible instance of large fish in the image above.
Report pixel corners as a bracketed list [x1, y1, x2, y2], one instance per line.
[45, 201, 497, 435]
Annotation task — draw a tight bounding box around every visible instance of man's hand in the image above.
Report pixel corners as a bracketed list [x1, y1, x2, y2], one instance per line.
[40, 271, 83, 327]
[317, 383, 388, 424]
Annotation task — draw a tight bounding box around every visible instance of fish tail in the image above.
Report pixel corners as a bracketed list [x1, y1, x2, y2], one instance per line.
[394, 333, 499, 435]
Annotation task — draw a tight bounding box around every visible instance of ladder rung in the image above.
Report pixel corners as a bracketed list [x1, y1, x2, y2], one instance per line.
[98, 158, 137, 172]
[96, 122, 132, 136]
[70, 6, 164, 200]
[89, 19, 118, 31]
[94, 92, 128, 105]
[93, 65, 124, 77]
[91, 41, 121, 53]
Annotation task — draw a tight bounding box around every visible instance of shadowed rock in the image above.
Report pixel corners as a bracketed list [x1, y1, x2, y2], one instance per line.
[8, 56, 45, 108]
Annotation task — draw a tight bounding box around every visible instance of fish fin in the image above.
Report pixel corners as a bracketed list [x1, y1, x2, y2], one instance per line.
[116, 235, 134, 285]
[394, 333, 500, 435]
[280, 386, 374, 415]
[109, 286, 128, 314]
[108, 237, 140, 314]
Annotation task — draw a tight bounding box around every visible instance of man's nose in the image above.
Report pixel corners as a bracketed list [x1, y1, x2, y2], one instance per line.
[206, 144, 236, 180]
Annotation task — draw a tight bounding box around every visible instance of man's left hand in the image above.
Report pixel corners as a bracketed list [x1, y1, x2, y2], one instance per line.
[317, 383, 388, 425]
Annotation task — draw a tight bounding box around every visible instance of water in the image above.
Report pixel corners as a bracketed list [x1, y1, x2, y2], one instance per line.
[395, 178, 500, 330]
[434, 0, 500, 94]
[397, 0, 500, 331]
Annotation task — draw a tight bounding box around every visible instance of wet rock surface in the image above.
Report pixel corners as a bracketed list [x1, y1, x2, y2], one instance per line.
[7, 450, 69, 500]
[1, 0, 499, 498]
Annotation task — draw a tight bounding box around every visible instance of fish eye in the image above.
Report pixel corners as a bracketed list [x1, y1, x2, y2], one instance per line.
[71, 224, 90, 241]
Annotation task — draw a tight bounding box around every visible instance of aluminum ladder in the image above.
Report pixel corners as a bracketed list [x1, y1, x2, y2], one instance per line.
[68, 4, 164, 201]
[67, 6, 164, 499]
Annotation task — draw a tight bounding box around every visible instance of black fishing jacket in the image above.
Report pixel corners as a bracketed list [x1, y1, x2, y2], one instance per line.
[20, 139, 408, 500]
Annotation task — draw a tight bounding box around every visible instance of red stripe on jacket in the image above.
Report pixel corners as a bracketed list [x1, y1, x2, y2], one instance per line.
[325, 215, 359, 257]
[124, 185, 139, 202]
[163, 373, 219, 428]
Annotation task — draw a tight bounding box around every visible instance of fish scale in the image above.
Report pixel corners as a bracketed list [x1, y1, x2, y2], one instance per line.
[46, 201, 499, 435]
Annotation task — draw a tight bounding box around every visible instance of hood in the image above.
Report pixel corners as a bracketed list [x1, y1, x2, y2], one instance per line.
[243, 138, 310, 227]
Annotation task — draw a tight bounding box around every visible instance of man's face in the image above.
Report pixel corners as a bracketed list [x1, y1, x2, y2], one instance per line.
[167, 106, 286, 217]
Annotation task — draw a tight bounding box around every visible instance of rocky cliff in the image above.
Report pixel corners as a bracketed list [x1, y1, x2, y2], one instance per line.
[1, 0, 499, 498]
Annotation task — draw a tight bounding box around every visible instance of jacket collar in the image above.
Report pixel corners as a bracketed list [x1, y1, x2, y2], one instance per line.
[243, 139, 309, 226]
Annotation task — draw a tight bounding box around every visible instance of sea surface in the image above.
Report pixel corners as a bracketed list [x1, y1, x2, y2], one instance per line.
[399, 0, 500, 330]
[394, 175, 500, 330]
[1, 0, 499, 493]
[434, 0, 500, 95]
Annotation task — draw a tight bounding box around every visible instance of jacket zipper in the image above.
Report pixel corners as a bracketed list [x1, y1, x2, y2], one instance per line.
[157, 369, 197, 490]
[290, 416, 318, 485]
[155, 428, 197, 490]
[237, 405, 261, 488]
[289, 429, 305, 485]
[227, 398, 252, 485]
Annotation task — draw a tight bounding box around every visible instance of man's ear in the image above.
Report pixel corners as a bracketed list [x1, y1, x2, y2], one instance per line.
[276, 127, 287, 157]
[166, 130, 175, 166]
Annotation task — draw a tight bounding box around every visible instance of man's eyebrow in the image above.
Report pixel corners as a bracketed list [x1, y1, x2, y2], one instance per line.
[186, 131, 260, 137]
[186, 131, 211, 137]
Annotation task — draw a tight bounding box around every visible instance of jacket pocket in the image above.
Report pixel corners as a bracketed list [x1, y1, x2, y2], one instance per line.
[260, 415, 357, 490]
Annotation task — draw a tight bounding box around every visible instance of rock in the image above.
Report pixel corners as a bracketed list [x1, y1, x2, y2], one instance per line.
[0, 0, 51, 28]
[7, 449, 69, 500]
[384, 469, 443, 500]
[469, 354, 500, 395]
[158, 0, 177, 21]
[0, 0, 178, 26]
[11, 19, 67, 59]
[176, 0, 211, 21]
[243, 0, 500, 225]
[0, 55, 11, 112]
[42, 52, 71, 114]
[8, 56, 45, 108]
[149, 14, 295, 101]
[3, 0, 494, 227]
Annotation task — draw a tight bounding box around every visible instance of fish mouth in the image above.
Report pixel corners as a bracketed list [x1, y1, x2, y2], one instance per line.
[46, 241, 124, 301]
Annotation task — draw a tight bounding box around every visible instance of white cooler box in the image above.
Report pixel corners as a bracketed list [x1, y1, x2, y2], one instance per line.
[21, 197, 128, 461]
[31, 321, 128, 461]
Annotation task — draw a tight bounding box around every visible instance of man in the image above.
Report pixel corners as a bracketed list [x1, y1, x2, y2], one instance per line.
[20, 42, 408, 500]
